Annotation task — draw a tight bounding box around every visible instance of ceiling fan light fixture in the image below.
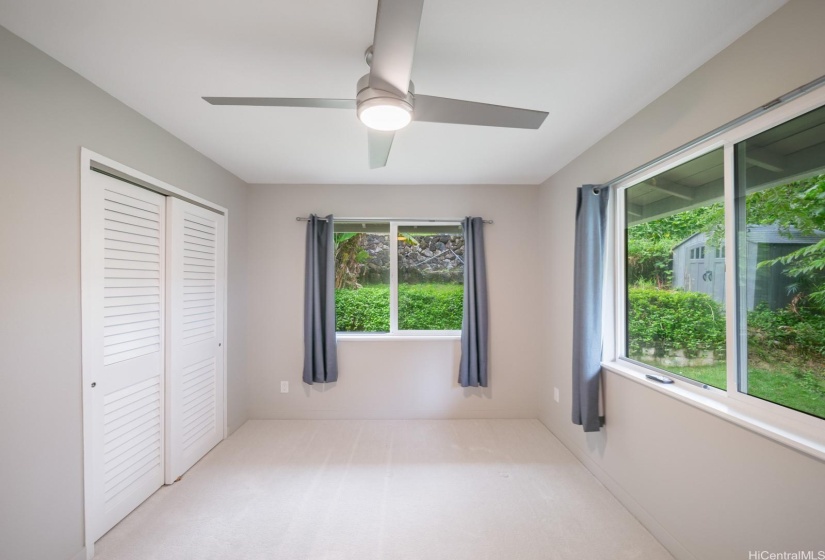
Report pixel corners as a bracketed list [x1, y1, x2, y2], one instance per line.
[204, 2, 549, 169]
[357, 97, 413, 131]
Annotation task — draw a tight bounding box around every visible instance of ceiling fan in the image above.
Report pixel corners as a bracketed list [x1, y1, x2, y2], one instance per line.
[203, 0, 548, 168]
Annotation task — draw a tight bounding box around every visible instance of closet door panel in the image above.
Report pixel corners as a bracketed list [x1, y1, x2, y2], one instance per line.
[165, 197, 225, 483]
[83, 171, 165, 542]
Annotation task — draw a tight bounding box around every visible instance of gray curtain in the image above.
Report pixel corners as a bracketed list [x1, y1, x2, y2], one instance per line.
[458, 217, 489, 387]
[303, 214, 338, 384]
[572, 186, 610, 431]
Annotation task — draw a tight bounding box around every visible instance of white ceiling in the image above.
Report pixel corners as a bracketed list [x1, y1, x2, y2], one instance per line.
[0, 0, 785, 185]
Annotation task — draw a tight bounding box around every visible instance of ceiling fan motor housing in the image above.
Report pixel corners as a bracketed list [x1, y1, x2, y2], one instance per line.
[356, 73, 415, 118]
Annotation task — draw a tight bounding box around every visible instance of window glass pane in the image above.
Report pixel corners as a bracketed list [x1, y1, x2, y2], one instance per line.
[334, 222, 390, 333]
[397, 225, 464, 330]
[735, 104, 825, 419]
[625, 148, 727, 388]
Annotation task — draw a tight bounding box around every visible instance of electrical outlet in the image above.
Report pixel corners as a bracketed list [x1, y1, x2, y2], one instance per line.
[553, 387, 560, 403]
[280, 381, 289, 393]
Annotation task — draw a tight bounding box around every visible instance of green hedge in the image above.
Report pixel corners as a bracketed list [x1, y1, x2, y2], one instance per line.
[399, 284, 463, 330]
[748, 304, 825, 359]
[335, 284, 463, 332]
[627, 288, 726, 357]
[335, 285, 391, 332]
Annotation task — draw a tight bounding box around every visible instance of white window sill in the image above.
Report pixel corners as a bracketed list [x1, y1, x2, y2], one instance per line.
[337, 333, 461, 342]
[602, 360, 825, 464]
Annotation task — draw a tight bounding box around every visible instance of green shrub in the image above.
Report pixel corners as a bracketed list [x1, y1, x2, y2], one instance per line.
[627, 288, 726, 357]
[398, 284, 463, 330]
[748, 304, 825, 359]
[335, 284, 463, 332]
[626, 237, 674, 287]
[335, 285, 390, 332]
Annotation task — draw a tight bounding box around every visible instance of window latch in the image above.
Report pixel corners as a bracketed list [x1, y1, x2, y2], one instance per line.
[645, 373, 674, 384]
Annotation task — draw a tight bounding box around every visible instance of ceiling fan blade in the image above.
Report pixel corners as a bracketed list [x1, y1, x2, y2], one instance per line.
[368, 129, 395, 169]
[414, 95, 548, 129]
[369, 0, 424, 97]
[203, 97, 356, 109]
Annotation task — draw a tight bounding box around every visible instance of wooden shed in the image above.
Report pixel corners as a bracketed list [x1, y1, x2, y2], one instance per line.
[672, 225, 825, 310]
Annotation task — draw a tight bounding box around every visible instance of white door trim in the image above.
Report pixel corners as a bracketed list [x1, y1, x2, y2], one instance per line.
[80, 148, 229, 559]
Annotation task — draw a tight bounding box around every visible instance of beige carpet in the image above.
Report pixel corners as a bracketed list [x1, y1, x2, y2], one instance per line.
[94, 419, 673, 560]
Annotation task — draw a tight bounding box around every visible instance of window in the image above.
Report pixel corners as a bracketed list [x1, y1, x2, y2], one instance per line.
[397, 224, 464, 331]
[334, 221, 464, 335]
[625, 148, 726, 389]
[618, 96, 825, 426]
[333, 222, 391, 333]
[688, 246, 706, 260]
[734, 104, 825, 420]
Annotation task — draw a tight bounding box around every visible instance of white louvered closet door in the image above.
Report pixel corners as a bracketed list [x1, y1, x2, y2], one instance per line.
[84, 171, 166, 542]
[165, 197, 225, 483]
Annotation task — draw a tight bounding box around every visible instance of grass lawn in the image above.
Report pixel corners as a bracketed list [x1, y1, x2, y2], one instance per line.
[675, 362, 825, 419]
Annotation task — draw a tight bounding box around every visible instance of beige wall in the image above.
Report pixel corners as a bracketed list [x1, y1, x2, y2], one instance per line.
[246, 183, 541, 419]
[0, 26, 249, 560]
[537, 1, 825, 559]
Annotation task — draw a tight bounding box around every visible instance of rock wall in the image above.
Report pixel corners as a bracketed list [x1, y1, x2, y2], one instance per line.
[361, 233, 464, 284]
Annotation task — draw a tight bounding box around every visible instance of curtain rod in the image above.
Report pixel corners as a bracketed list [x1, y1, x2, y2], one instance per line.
[296, 216, 493, 224]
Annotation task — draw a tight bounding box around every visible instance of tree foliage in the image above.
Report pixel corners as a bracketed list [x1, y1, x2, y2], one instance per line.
[628, 204, 721, 244]
[627, 204, 722, 287]
[626, 237, 673, 288]
[751, 175, 825, 304]
[747, 175, 825, 234]
[627, 175, 825, 304]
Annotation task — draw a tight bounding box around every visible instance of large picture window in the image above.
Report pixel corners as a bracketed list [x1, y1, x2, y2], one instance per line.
[619, 97, 825, 424]
[334, 221, 464, 335]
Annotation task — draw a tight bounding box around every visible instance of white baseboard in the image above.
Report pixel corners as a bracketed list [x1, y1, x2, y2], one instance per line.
[537, 416, 695, 560]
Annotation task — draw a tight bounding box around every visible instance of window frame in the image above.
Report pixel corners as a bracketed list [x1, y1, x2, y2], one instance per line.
[336, 219, 463, 339]
[606, 84, 825, 461]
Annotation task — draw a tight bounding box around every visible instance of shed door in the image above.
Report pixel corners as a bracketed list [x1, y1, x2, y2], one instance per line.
[165, 197, 225, 482]
[83, 171, 165, 542]
[687, 262, 700, 292]
[713, 261, 726, 304]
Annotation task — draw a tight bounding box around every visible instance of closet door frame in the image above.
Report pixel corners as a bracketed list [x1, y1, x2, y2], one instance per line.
[80, 148, 229, 560]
